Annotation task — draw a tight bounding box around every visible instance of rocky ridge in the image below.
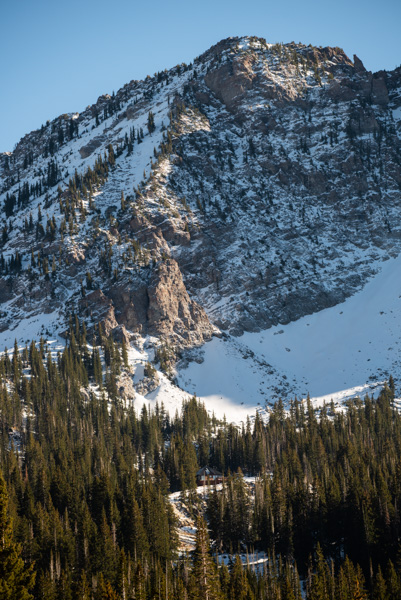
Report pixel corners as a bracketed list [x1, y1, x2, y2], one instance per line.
[1, 35, 401, 364]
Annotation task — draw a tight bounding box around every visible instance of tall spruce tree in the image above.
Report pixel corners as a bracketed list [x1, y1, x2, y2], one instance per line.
[191, 516, 222, 600]
[0, 470, 35, 599]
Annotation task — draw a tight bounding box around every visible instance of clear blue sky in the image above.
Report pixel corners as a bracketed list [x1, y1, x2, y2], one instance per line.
[1, 0, 400, 152]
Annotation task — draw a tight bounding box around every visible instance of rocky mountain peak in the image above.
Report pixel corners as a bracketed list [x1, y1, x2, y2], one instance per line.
[0, 36, 400, 368]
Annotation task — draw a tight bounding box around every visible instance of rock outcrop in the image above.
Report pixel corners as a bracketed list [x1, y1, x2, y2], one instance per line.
[105, 258, 214, 351]
[79, 290, 118, 335]
[147, 258, 214, 346]
[205, 53, 257, 111]
[79, 136, 105, 158]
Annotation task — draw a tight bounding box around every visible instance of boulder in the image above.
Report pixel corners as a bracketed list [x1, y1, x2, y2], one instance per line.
[79, 136, 105, 158]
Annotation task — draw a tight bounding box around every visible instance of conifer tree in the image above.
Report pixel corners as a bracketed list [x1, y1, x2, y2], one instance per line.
[229, 556, 249, 600]
[121, 337, 129, 369]
[147, 111, 155, 134]
[0, 470, 35, 599]
[373, 566, 389, 600]
[74, 572, 91, 600]
[123, 495, 149, 561]
[191, 516, 222, 600]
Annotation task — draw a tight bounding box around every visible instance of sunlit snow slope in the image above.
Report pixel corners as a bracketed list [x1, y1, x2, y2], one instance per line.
[177, 254, 401, 417]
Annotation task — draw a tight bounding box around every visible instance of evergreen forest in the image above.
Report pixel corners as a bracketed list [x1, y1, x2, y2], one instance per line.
[0, 319, 401, 599]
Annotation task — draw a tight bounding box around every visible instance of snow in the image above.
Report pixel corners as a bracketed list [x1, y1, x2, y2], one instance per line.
[177, 337, 269, 421]
[217, 551, 268, 569]
[168, 476, 269, 568]
[118, 249, 401, 425]
[0, 310, 63, 350]
[177, 253, 401, 417]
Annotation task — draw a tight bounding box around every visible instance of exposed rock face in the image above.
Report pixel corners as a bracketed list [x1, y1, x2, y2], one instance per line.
[0, 279, 13, 304]
[371, 74, 389, 105]
[147, 259, 214, 346]
[108, 284, 149, 334]
[134, 373, 160, 396]
[79, 136, 105, 158]
[106, 259, 214, 350]
[353, 54, 366, 74]
[111, 324, 131, 345]
[153, 38, 400, 334]
[79, 290, 118, 335]
[205, 53, 257, 111]
[117, 372, 136, 402]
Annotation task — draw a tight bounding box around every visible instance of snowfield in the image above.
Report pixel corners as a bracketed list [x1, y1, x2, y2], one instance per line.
[177, 253, 401, 418]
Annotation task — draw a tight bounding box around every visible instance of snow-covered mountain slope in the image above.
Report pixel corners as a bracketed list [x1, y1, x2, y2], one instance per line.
[177, 251, 401, 417]
[1, 35, 401, 416]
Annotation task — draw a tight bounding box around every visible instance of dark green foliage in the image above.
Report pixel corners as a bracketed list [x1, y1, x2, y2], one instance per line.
[190, 516, 222, 600]
[0, 470, 35, 599]
[0, 325, 400, 599]
[144, 361, 156, 379]
[0, 329, 179, 598]
[147, 111, 155, 134]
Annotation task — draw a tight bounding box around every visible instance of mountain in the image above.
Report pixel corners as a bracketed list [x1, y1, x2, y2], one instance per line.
[1, 36, 401, 417]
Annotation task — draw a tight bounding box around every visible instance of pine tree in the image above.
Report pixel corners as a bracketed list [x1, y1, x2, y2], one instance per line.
[147, 111, 155, 134]
[373, 566, 389, 600]
[123, 495, 149, 561]
[229, 555, 248, 600]
[0, 470, 35, 599]
[95, 574, 119, 600]
[385, 560, 400, 599]
[191, 516, 222, 600]
[107, 144, 115, 167]
[74, 572, 91, 600]
[121, 337, 129, 369]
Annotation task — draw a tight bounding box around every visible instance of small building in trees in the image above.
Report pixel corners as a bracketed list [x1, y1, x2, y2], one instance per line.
[196, 466, 223, 486]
